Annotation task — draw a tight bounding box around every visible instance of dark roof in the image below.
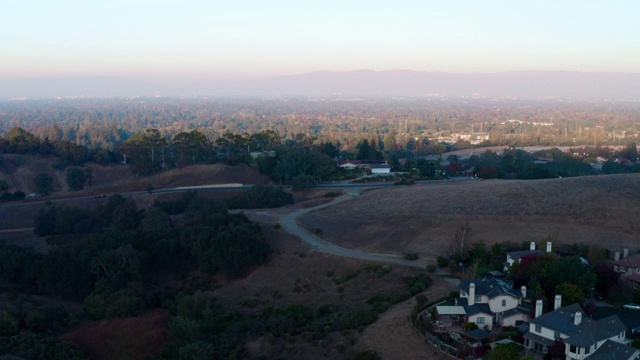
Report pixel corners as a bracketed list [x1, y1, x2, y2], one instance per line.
[459, 277, 521, 299]
[456, 298, 493, 317]
[530, 304, 627, 347]
[465, 328, 492, 341]
[613, 253, 640, 268]
[506, 250, 543, 261]
[517, 322, 530, 333]
[359, 160, 387, 165]
[588, 339, 640, 360]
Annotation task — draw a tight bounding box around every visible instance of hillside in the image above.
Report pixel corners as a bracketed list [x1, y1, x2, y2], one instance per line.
[0, 156, 270, 236]
[298, 174, 640, 258]
[0, 154, 268, 196]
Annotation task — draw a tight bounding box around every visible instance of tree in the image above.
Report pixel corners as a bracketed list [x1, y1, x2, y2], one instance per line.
[173, 130, 210, 166]
[448, 220, 472, 259]
[311, 152, 336, 181]
[118, 129, 166, 175]
[483, 342, 523, 360]
[66, 167, 86, 191]
[5, 127, 40, 154]
[594, 262, 620, 296]
[383, 132, 396, 151]
[34, 173, 53, 195]
[620, 142, 638, 162]
[554, 282, 585, 305]
[357, 139, 371, 160]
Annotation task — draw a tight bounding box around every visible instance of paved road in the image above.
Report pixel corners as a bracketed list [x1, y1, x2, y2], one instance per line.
[280, 195, 461, 285]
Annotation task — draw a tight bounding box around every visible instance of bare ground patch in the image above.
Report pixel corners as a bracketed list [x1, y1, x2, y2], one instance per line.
[355, 276, 456, 360]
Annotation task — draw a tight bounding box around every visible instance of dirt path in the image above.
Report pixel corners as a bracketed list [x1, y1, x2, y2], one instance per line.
[280, 195, 431, 268]
[356, 276, 456, 360]
[280, 195, 460, 286]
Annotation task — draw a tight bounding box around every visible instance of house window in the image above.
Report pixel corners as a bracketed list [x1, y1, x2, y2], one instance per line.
[502, 299, 506, 307]
[535, 325, 541, 333]
[554, 331, 560, 339]
[620, 266, 628, 273]
[585, 345, 590, 354]
[477, 317, 485, 324]
[570, 345, 577, 354]
[475, 295, 481, 302]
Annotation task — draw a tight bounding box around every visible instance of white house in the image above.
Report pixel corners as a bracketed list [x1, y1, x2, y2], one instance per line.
[370, 164, 391, 174]
[454, 277, 532, 331]
[524, 300, 636, 360]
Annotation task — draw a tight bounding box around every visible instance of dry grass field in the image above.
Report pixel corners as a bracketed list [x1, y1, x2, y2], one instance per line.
[298, 174, 640, 258]
[4, 158, 640, 359]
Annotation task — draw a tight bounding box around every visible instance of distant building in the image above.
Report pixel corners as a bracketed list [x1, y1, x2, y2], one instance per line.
[612, 249, 640, 288]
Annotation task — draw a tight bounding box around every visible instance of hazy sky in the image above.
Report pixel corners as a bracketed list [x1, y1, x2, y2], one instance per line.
[2, 0, 638, 80]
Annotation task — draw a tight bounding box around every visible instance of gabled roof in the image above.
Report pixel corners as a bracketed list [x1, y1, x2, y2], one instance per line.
[457, 298, 493, 317]
[459, 277, 521, 300]
[588, 339, 640, 360]
[506, 250, 543, 262]
[530, 304, 626, 347]
[612, 253, 640, 268]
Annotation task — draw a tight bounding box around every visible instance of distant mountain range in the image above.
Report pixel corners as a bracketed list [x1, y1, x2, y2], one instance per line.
[2, 70, 640, 99]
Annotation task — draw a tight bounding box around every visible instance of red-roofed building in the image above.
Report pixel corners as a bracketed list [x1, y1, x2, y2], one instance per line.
[612, 251, 640, 288]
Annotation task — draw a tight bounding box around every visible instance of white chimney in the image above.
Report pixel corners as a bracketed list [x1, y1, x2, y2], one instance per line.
[469, 283, 476, 306]
[624, 247, 629, 259]
[535, 299, 543, 318]
[574, 312, 582, 325]
[530, 242, 536, 251]
[554, 295, 562, 310]
[521, 286, 527, 298]
[615, 250, 620, 261]
[546, 241, 552, 253]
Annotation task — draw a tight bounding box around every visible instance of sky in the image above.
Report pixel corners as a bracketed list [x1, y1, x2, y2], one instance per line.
[2, 0, 639, 81]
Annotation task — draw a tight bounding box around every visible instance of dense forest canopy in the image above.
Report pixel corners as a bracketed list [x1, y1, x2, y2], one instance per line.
[1, 97, 640, 153]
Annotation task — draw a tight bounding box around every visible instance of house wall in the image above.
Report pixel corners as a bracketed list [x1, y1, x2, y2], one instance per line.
[468, 313, 493, 331]
[487, 295, 519, 313]
[528, 324, 564, 342]
[371, 168, 391, 174]
[501, 313, 529, 327]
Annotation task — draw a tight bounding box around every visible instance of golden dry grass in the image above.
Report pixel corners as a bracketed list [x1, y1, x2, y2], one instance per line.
[298, 174, 640, 258]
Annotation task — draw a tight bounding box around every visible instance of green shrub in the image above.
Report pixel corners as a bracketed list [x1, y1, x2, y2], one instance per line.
[404, 252, 419, 260]
[437, 256, 450, 268]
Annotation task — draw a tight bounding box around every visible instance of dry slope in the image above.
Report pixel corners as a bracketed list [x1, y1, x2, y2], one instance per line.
[298, 174, 640, 258]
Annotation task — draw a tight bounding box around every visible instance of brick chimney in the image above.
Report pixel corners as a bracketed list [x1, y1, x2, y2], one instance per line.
[546, 241, 552, 253]
[574, 312, 582, 325]
[521, 286, 527, 298]
[530, 242, 536, 251]
[535, 299, 543, 318]
[554, 295, 562, 310]
[615, 250, 620, 261]
[469, 283, 476, 306]
[624, 247, 629, 259]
